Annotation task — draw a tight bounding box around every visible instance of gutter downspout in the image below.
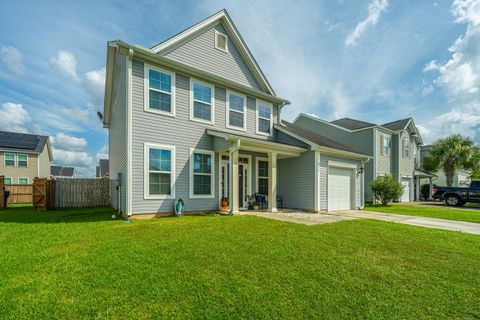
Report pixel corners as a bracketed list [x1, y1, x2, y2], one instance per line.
[126, 48, 133, 217]
[360, 157, 371, 209]
[277, 101, 290, 125]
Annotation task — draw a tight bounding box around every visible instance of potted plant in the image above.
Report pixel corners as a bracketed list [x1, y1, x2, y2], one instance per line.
[220, 197, 229, 213]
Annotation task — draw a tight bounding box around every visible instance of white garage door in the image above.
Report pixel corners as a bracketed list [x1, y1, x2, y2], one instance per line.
[401, 179, 410, 202]
[328, 167, 353, 211]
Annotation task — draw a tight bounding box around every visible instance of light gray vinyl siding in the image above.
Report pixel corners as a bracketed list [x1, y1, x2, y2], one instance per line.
[277, 151, 315, 210]
[319, 154, 362, 210]
[109, 51, 128, 212]
[295, 115, 374, 202]
[376, 129, 392, 175]
[164, 23, 262, 91]
[131, 60, 219, 213]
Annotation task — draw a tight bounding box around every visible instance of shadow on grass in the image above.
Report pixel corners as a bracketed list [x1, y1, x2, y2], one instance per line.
[0, 206, 118, 224]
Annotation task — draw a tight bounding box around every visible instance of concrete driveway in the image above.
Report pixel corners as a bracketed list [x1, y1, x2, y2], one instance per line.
[331, 210, 480, 235]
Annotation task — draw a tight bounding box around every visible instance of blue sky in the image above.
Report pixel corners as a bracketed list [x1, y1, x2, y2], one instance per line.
[0, 0, 479, 176]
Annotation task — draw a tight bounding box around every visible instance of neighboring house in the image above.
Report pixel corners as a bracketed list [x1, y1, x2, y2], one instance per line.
[294, 115, 434, 202]
[103, 10, 370, 216]
[96, 159, 109, 178]
[420, 145, 470, 187]
[51, 165, 75, 178]
[0, 131, 53, 185]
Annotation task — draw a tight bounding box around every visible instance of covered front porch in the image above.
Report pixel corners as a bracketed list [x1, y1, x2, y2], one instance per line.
[208, 129, 306, 214]
[414, 170, 436, 201]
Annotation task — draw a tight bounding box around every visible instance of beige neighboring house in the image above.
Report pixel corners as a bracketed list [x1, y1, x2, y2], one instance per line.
[0, 131, 53, 185]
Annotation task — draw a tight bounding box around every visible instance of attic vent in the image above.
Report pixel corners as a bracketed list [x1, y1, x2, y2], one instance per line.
[215, 30, 228, 52]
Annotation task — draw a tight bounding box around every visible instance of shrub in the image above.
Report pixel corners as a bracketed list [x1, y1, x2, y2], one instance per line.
[420, 184, 431, 200]
[371, 175, 404, 205]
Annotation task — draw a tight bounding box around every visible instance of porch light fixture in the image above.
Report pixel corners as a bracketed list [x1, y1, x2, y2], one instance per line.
[357, 167, 364, 175]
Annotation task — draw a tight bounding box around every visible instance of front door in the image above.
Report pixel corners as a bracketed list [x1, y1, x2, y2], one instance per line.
[219, 154, 251, 210]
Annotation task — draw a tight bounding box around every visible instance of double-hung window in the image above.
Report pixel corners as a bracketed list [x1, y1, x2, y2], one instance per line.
[144, 143, 175, 199]
[191, 80, 214, 124]
[402, 138, 410, 158]
[145, 65, 174, 116]
[18, 178, 29, 185]
[257, 159, 269, 195]
[382, 136, 391, 156]
[17, 154, 28, 167]
[4, 178, 12, 185]
[190, 149, 214, 198]
[256, 101, 273, 135]
[226, 91, 246, 130]
[4, 153, 15, 166]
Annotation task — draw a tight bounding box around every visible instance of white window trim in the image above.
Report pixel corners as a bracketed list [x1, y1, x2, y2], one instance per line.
[214, 29, 228, 53]
[403, 138, 410, 158]
[17, 154, 28, 167]
[226, 90, 247, 131]
[189, 148, 215, 199]
[190, 79, 215, 125]
[4, 153, 15, 166]
[144, 64, 176, 117]
[143, 143, 176, 200]
[4, 177, 12, 185]
[382, 136, 391, 156]
[256, 100, 273, 136]
[18, 177, 29, 184]
[255, 157, 268, 193]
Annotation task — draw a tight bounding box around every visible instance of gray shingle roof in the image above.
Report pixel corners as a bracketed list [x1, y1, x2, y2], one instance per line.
[51, 165, 75, 177]
[279, 122, 369, 156]
[0, 131, 49, 154]
[330, 118, 376, 130]
[382, 118, 412, 131]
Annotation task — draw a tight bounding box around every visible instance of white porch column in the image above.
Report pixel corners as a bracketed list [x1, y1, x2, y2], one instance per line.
[415, 178, 420, 201]
[229, 142, 240, 214]
[268, 151, 278, 213]
[428, 178, 433, 200]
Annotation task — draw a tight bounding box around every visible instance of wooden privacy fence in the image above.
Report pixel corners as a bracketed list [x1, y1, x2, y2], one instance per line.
[5, 184, 33, 204]
[33, 178, 55, 210]
[54, 178, 111, 208]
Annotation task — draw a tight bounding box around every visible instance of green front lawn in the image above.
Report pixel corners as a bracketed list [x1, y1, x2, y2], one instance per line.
[365, 204, 480, 223]
[1, 207, 479, 319]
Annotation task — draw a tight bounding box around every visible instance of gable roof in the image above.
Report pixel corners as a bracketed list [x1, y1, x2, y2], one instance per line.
[0, 131, 52, 158]
[382, 118, 412, 131]
[330, 118, 376, 130]
[51, 165, 75, 177]
[150, 9, 275, 95]
[276, 121, 370, 158]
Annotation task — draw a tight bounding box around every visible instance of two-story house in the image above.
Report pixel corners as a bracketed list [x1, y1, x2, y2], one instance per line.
[294, 115, 434, 202]
[0, 131, 53, 185]
[103, 10, 370, 216]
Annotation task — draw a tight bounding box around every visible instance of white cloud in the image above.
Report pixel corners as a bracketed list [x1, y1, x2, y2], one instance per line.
[51, 133, 87, 151]
[96, 145, 108, 160]
[85, 67, 106, 99]
[52, 149, 93, 168]
[49, 51, 79, 81]
[55, 105, 91, 126]
[345, 0, 389, 46]
[0, 45, 25, 77]
[419, 0, 480, 143]
[0, 102, 31, 133]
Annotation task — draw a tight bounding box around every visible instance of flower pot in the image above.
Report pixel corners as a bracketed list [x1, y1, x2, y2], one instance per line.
[253, 206, 259, 210]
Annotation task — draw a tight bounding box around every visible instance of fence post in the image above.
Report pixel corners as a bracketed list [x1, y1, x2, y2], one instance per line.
[0, 176, 4, 209]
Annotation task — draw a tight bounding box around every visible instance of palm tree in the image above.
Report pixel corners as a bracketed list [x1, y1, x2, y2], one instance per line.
[422, 134, 480, 186]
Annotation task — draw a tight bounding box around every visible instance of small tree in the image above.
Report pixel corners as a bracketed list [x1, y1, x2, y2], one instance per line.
[371, 175, 404, 205]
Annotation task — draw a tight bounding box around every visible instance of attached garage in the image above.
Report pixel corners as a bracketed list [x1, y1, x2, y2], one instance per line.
[327, 167, 354, 210]
[400, 179, 411, 202]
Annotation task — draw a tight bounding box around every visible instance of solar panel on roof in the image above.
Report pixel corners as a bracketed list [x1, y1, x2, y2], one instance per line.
[0, 132, 39, 150]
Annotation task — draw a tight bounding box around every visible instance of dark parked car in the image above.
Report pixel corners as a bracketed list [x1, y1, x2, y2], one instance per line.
[432, 180, 480, 206]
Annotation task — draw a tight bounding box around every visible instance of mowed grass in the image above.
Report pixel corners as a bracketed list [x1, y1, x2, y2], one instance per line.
[365, 204, 480, 223]
[1, 207, 479, 319]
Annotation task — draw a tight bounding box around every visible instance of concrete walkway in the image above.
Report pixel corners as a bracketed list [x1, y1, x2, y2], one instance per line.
[244, 210, 480, 235]
[331, 210, 480, 235]
[242, 211, 355, 225]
